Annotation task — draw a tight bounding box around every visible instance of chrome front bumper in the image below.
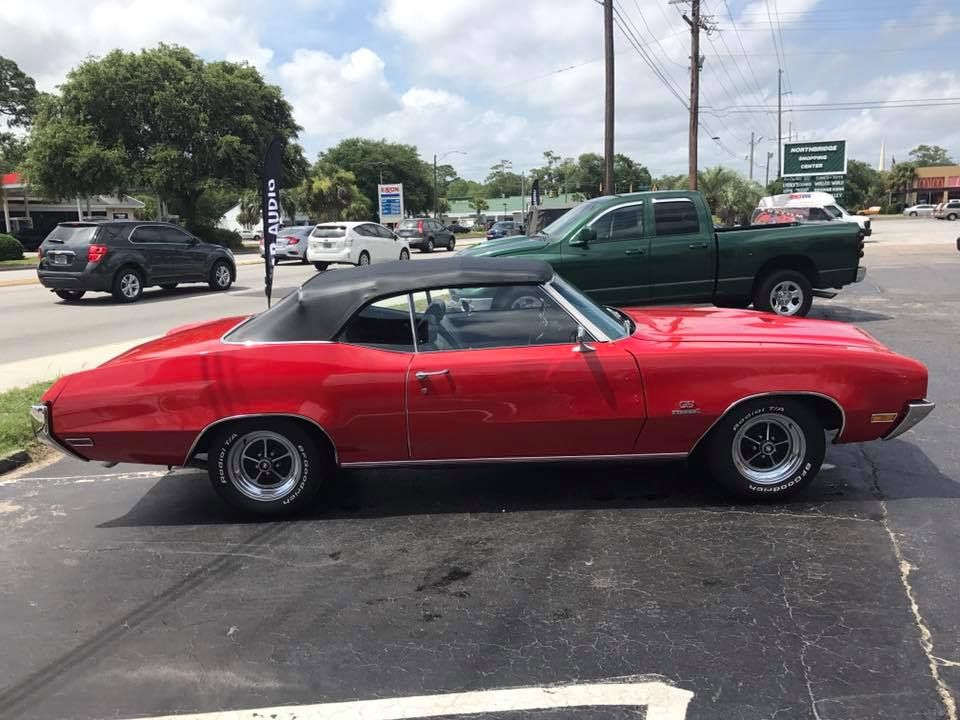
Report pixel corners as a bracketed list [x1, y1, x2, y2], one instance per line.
[30, 404, 84, 459]
[883, 400, 936, 440]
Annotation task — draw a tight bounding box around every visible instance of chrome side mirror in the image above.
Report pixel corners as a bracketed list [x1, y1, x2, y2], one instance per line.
[572, 325, 596, 353]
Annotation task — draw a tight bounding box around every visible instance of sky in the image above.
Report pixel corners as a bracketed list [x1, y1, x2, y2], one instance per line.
[3, 0, 959, 182]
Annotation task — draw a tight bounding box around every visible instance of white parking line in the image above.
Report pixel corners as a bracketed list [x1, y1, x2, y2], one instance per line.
[124, 678, 693, 720]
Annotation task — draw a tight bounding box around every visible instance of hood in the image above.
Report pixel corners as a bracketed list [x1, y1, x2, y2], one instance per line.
[460, 235, 547, 256]
[623, 307, 888, 350]
[101, 316, 249, 366]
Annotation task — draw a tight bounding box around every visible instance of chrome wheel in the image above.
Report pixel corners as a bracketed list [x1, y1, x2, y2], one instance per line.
[769, 280, 804, 316]
[225, 431, 302, 502]
[119, 273, 140, 299]
[732, 413, 806, 486]
[215, 264, 231, 287]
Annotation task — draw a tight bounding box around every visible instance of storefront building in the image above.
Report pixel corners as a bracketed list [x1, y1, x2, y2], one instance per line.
[907, 165, 960, 205]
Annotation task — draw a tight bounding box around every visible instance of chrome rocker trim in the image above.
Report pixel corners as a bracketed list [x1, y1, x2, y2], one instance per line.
[883, 400, 935, 440]
[342, 452, 687, 468]
[30, 404, 87, 461]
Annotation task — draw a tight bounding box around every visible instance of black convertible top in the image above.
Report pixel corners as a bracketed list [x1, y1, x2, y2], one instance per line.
[226, 257, 554, 343]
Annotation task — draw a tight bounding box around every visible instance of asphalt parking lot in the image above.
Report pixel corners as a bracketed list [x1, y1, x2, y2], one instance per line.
[1, 219, 959, 719]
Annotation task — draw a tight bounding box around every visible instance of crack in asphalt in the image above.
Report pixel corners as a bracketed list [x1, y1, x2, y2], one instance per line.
[859, 444, 959, 720]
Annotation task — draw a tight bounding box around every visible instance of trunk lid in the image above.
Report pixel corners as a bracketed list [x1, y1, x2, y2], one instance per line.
[623, 306, 887, 350]
[101, 316, 249, 366]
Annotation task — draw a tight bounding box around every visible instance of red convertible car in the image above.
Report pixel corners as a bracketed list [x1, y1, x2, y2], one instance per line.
[31, 258, 934, 516]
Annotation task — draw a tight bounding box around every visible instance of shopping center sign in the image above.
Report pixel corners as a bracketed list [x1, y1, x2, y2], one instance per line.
[782, 140, 847, 177]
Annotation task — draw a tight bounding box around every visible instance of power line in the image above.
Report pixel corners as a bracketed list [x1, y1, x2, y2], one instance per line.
[717, 0, 777, 138]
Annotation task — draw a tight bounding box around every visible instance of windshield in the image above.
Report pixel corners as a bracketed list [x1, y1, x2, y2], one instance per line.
[825, 205, 846, 218]
[399, 219, 421, 228]
[549, 275, 629, 340]
[539, 199, 603, 238]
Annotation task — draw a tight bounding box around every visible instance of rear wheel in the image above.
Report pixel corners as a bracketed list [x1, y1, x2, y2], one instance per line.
[399, 248, 410, 261]
[909, 211, 918, 216]
[447, 236, 456, 251]
[209, 261, 233, 291]
[707, 397, 825, 500]
[208, 419, 327, 516]
[422, 238, 435, 253]
[313, 262, 329, 271]
[753, 269, 813, 317]
[357, 251, 371, 266]
[54, 289, 85, 302]
[948, 213, 958, 221]
[112, 268, 143, 303]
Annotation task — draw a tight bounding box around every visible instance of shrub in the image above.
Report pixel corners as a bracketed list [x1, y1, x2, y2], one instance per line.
[185, 223, 243, 251]
[0, 234, 25, 261]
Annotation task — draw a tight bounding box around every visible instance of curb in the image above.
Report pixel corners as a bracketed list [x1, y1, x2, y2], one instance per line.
[0, 276, 38, 288]
[0, 450, 31, 476]
[0, 263, 38, 273]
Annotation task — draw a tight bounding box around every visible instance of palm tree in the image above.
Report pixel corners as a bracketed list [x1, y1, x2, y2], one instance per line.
[888, 162, 917, 204]
[237, 190, 260, 227]
[470, 196, 489, 220]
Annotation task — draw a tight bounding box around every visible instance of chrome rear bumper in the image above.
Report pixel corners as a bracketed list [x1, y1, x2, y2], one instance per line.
[30, 404, 86, 460]
[883, 400, 935, 440]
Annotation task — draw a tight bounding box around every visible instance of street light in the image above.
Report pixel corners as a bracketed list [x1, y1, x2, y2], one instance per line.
[434, 150, 467, 217]
[502, 202, 508, 219]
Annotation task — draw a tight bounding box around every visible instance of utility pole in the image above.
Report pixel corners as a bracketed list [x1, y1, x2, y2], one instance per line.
[603, 0, 615, 197]
[748, 131, 755, 181]
[788, 120, 792, 143]
[765, 151, 774, 187]
[673, 0, 715, 191]
[433, 154, 438, 217]
[777, 68, 783, 179]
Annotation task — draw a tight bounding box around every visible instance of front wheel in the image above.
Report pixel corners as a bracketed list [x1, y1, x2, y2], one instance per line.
[753, 269, 813, 317]
[54, 289, 86, 302]
[399, 248, 410, 261]
[948, 213, 958, 221]
[707, 397, 825, 500]
[208, 419, 327, 516]
[209, 261, 233, 291]
[909, 211, 918, 216]
[313, 262, 329, 271]
[446, 237, 456, 251]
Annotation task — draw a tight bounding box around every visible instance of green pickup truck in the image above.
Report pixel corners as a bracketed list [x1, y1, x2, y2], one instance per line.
[461, 190, 866, 317]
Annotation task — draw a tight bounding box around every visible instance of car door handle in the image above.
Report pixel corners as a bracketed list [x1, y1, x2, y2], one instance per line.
[415, 370, 450, 380]
[688, 242, 709, 249]
[623, 248, 646, 256]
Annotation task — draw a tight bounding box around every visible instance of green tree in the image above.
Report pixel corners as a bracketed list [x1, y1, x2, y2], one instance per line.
[470, 195, 489, 219]
[907, 144, 954, 167]
[0, 132, 27, 174]
[888, 162, 918, 199]
[575, 152, 604, 197]
[697, 166, 763, 225]
[447, 177, 485, 198]
[613, 153, 652, 192]
[237, 190, 261, 227]
[320, 138, 433, 215]
[302, 163, 370, 222]
[25, 45, 305, 221]
[484, 160, 522, 198]
[0, 56, 39, 127]
[652, 174, 686, 191]
[843, 160, 884, 211]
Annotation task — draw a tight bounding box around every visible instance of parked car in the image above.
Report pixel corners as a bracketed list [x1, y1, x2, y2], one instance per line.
[902, 204, 936, 217]
[446, 222, 470, 234]
[36, 221, 235, 303]
[756, 192, 871, 236]
[463, 190, 866, 318]
[30, 257, 933, 517]
[306, 221, 410, 270]
[395, 218, 456, 252]
[859, 206, 882, 216]
[238, 228, 261, 242]
[934, 200, 960, 220]
[260, 225, 313, 263]
[486, 220, 523, 241]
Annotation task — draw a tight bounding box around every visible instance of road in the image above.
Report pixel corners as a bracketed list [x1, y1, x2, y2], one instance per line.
[0, 223, 958, 719]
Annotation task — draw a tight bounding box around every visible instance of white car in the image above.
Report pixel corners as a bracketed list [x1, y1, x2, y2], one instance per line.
[238, 228, 261, 241]
[306, 221, 410, 271]
[902, 204, 936, 217]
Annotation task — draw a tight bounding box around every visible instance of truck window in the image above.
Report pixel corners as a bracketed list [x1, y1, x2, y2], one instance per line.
[653, 200, 700, 236]
[593, 205, 643, 243]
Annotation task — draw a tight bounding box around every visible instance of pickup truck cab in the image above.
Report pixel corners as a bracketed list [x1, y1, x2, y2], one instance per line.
[461, 191, 866, 317]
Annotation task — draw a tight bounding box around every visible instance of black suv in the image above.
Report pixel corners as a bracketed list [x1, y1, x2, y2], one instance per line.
[395, 218, 456, 252]
[37, 221, 236, 303]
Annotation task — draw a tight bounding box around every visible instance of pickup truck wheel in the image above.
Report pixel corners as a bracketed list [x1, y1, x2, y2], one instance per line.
[754, 270, 813, 317]
[708, 397, 825, 501]
[208, 419, 326, 517]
